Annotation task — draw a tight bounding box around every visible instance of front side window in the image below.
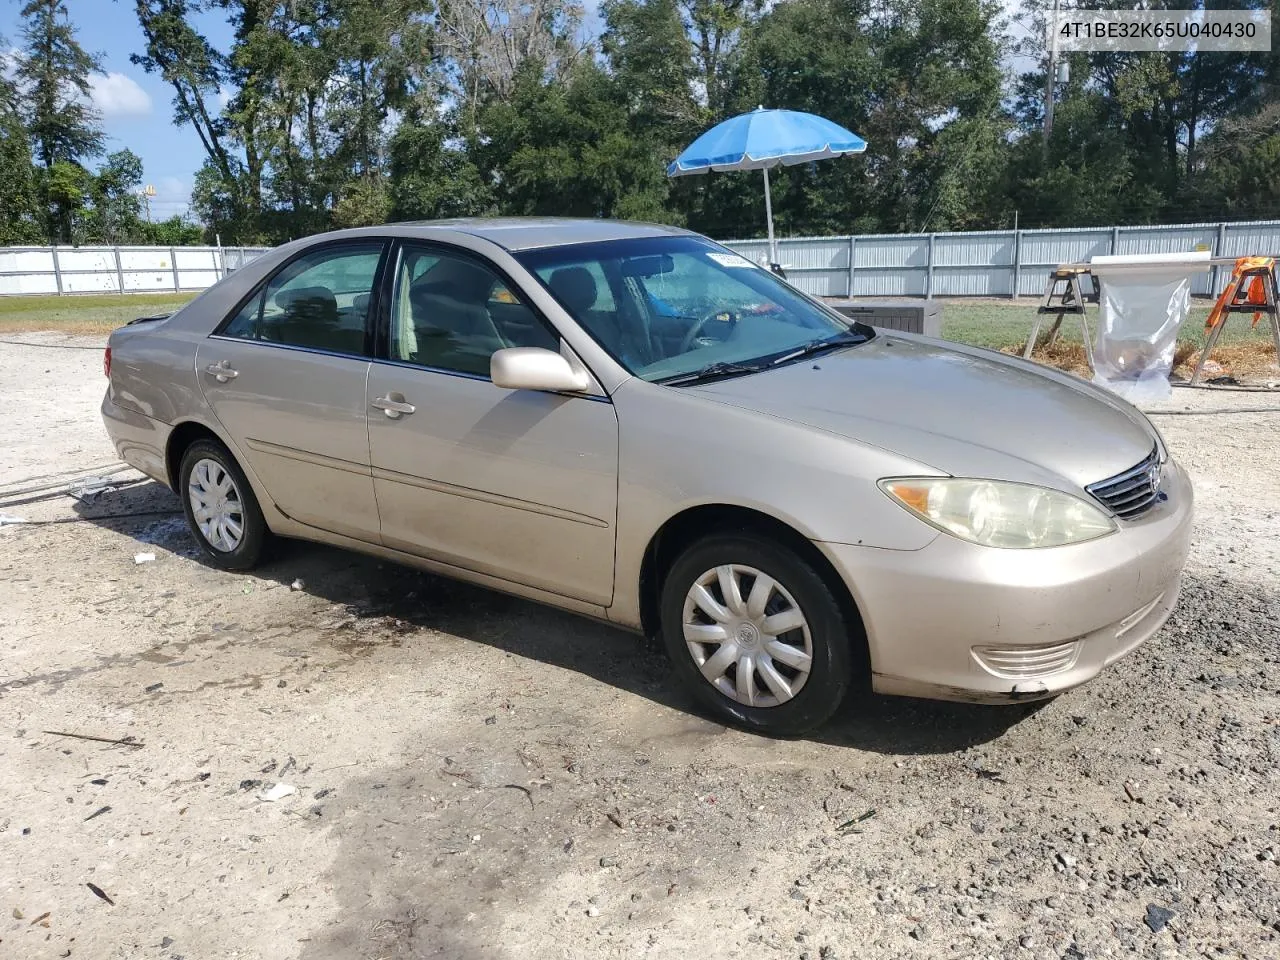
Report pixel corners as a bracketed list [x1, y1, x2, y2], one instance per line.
[517, 236, 865, 382]
[387, 243, 559, 377]
[221, 242, 385, 356]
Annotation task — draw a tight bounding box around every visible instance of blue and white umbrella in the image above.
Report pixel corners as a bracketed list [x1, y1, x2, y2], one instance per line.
[668, 107, 867, 268]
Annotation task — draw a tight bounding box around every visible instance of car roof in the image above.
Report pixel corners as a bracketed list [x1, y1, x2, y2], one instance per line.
[397, 217, 696, 251]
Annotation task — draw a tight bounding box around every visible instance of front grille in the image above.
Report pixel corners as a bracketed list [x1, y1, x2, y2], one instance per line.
[972, 640, 1081, 679]
[1086, 447, 1162, 520]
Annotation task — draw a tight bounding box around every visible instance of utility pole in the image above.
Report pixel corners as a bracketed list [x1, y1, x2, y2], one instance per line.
[1043, 0, 1061, 151]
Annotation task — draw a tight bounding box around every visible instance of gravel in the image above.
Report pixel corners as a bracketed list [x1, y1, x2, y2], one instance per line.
[1, 339, 1278, 959]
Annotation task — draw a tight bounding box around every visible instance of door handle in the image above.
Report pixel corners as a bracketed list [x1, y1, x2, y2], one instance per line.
[204, 361, 239, 382]
[371, 394, 416, 418]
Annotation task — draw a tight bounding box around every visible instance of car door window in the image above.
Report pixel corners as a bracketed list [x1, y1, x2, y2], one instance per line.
[389, 244, 559, 377]
[221, 242, 385, 356]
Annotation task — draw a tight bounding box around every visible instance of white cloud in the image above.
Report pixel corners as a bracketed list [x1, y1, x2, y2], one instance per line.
[88, 72, 153, 118]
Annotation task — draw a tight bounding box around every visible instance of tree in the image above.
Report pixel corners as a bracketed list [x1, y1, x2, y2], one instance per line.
[87, 149, 147, 243]
[0, 46, 44, 244]
[15, 0, 104, 169]
[1190, 104, 1280, 221]
[142, 214, 205, 245]
[135, 0, 433, 242]
[14, 0, 105, 242]
[602, 0, 700, 141]
[679, 0, 760, 114]
[434, 0, 587, 129]
[473, 59, 678, 221]
[132, 0, 244, 223]
[388, 121, 493, 221]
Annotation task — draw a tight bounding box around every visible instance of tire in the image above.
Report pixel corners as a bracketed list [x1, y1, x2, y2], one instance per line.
[178, 439, 269, 571]
[659, 533, 857, 736]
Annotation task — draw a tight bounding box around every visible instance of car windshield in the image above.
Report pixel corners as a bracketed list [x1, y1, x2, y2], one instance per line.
[517, 236, 869, 382]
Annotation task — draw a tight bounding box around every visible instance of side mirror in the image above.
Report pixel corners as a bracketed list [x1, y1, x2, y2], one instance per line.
[491, 347, 590, 393]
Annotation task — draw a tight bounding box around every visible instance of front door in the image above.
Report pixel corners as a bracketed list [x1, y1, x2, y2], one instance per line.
[365, 242, 619, 606]
[197, 240, 387, 542]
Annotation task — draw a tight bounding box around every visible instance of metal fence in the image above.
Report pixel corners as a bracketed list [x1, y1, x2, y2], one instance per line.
[721, 220, 1280, 299]
[0, 245, 271, 296]
[5, 219, 1280, 299]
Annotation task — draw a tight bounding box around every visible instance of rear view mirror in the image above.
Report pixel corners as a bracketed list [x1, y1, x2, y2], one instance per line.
[621, 254, 674, 278]
[491, 347, 590, 393]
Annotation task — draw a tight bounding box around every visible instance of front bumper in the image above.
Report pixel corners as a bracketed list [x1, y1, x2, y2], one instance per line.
[819, 459, 1194, 703]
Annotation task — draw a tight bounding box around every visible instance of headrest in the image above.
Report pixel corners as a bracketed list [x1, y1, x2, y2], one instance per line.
[275, 285, 337, 311]
[548, 266, 598, 315]
[412, 258, 494, 303]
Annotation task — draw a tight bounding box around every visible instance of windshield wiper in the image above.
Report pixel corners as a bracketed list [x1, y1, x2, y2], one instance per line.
[768, 329, 869, 367]
[656, 360, 771, 387]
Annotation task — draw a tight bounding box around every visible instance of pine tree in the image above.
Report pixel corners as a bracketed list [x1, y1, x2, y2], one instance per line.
[15, 0, 106, 242]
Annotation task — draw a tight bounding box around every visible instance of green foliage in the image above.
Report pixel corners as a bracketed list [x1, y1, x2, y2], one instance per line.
[474, 60, 680, 222]
[141, 215, 205, 246]
[4, 0, 1278, 250]
[15, 0, 105, 170]
[13, 0, 106, 243]
[0, 67, 44, 244]
[388, 123, 493, 221]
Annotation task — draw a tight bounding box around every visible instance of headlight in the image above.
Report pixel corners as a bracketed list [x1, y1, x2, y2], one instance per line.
[879, 478, 1116, 548]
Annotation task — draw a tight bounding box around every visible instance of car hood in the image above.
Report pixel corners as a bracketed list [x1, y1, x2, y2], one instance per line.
[685, 334, 1157, 490]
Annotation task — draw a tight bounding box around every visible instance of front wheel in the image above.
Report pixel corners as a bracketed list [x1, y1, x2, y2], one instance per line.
[659, 534, 857, 736]
[178, 439, 268, 571]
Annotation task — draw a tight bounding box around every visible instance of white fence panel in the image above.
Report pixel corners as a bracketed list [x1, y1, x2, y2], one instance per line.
[0, 249, 58, 294]
[0, 245, 270, 295]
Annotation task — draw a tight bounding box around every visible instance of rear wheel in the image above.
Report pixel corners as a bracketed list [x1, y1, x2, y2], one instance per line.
[659, 534, 856, 736]
[178, 439, 268, 570]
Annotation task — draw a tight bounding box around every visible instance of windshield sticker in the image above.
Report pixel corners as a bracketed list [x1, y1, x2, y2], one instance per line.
[706, 252, 756, 268]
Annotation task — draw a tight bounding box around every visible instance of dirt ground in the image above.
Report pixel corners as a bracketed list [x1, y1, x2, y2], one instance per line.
[2, 332, 1279, 960]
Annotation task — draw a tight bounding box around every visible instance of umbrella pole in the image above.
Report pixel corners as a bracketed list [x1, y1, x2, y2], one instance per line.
[762, 166, 779, 271]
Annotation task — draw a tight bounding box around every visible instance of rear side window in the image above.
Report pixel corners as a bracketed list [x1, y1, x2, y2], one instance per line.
[220, 242, 385, 356]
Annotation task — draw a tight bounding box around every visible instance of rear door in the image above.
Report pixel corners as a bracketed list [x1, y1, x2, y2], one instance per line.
[196, 240, 387, 542]
[365, 241, 620, 605]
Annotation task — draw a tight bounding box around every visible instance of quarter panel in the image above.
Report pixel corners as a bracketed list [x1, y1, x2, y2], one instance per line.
[194, 339, 380, 541]
[107, 325, 204, 427]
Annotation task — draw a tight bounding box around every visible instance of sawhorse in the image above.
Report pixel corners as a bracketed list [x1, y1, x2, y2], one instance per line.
[1023, 267, 1096, 371]
[1191, 262, 1280, 385]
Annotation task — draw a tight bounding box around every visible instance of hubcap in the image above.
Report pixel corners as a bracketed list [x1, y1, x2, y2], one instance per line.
[682, 564, 813, 708]
[188, 458, 244, 553]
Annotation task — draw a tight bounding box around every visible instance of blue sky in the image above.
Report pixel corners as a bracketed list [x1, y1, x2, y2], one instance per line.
[1, 0, 234, 220]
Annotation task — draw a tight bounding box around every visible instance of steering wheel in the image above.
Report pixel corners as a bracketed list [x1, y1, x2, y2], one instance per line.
[678, 309, 740, 354]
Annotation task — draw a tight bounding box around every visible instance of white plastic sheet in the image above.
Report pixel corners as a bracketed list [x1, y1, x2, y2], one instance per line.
[1089, 253, 1210, 403]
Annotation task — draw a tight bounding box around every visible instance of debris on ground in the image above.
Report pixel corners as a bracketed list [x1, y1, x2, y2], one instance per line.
[68, 477, 117, 503]
[1145, 904, 1176, 933]
[134, 552, 155, 564]
[836, 809, 877, 833]
[85, 883, 114, 906]
[258, 783, 298, 802]
[43, 730, 143, 748]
